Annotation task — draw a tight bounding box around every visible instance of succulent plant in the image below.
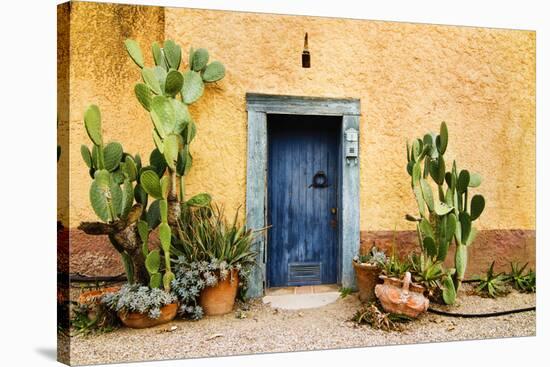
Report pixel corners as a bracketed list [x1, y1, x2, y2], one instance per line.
[406, 122, 486, 304]
[474, 261, 508, 298]
[505, 262, 536, 293]
[354, 245, 387, 266]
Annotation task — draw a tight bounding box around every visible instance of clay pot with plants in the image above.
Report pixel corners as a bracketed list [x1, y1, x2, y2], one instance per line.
[353, 246, 386, 303]
[375, 271, 429, 318]
[118, 303, 178, 329]
[172, 205, 260, 318]
[101, 284, 178, 329]
[200, 269, 240, 316]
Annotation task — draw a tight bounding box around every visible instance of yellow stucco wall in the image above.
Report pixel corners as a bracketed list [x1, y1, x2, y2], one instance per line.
[63, 2, 535, 232]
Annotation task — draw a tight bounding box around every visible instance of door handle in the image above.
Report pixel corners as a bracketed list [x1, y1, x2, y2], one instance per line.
[331, 207, 338, 215]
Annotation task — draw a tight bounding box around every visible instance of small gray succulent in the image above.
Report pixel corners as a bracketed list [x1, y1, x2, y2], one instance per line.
[354, 246, 387, 266]
[171, 256, 252, 320]
[101, 284, 176, 319]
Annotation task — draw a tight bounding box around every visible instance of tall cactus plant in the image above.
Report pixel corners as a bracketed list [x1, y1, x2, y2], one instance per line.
[79, 105, 149, 285]
[405, 122, 485, 304]
[79, 39, 225, 291]
[124, 39, 225, 228]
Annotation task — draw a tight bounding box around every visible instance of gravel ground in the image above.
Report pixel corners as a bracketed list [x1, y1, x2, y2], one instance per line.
[68, 285, 535, 365]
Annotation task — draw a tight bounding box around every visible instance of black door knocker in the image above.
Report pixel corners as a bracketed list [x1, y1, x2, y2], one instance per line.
[309, 170, 329, 188]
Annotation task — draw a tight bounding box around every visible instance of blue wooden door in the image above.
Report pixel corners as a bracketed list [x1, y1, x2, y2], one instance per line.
[267, 115, 340, 287]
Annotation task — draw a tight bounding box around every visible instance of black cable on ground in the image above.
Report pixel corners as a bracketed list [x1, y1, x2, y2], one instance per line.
[428, 306, 535, 318]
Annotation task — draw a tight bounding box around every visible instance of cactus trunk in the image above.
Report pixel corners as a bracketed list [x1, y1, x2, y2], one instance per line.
[111, 224, 149, 285]
[167, 169, 181, 228]
[453, 242, 467, 290]
[79, 204, 150, 286]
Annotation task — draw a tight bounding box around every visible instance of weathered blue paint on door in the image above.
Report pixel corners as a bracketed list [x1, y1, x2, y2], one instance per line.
[267, 114, 340, 287]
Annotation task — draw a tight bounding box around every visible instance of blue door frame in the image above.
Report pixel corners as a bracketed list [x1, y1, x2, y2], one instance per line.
[245, 93, 361, 297]
[267, 115, 340, 287]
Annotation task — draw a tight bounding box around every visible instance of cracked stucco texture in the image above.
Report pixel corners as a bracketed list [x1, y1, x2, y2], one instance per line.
[63, 3, 535, 232]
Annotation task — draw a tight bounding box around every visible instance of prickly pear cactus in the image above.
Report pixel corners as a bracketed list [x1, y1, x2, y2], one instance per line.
[122, 38, 224, 291]
[79, 38, 225, 292]
[406, 122, 485, 304]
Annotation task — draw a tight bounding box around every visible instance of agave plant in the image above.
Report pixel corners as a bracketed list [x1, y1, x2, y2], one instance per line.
[505, 262, 536, 293]
[379, 250, 410, 279]
[409, 252, 456, 304]
[474, 261, 508, 298]
[173, 204, 257, 268]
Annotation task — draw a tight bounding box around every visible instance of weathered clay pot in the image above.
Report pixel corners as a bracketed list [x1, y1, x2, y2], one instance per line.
[77, 286, 120, 321]
[118, 303, 178, 329]
[352, 261, 381, 303]
[200, 269, 239, 316]
[374, 272, 429, 318]
[78, 286, 120, 305]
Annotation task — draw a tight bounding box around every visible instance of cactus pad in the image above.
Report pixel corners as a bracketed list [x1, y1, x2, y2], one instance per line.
[159, 222, 171, 252]
[163, 134, 180, 170]
[191, 48, 209, 71]
[470, 194, 485, 221]
[81, 145, 93, 168]
[134, 83, 152, 111]
[186, 193, 212, 207]
[202, 61, 225, 82]
[141, 67, 162, 95]
[140, 170, 162, 199]
[84, 105, 103, 146]
[182, 70, 204, 104]
[163, 271, 175, 291]
[437, 121, 448, 155]
[124, 39, 144, 68]
[163, 40, 181, 70]
[145, 250, 161, 274]
[103, 142, 123, 172]
[149, 273, 162, 289]
[165, 70, 184, 97]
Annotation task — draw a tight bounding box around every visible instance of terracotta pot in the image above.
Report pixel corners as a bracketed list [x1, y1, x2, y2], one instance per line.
[78, 286, 120, 305]
[352, 261, 381, 303]
[200, 269, 239, 316]
[77, 286, 120, 323]
[374, 272, 429, 318]
[118, 303, 178, 329]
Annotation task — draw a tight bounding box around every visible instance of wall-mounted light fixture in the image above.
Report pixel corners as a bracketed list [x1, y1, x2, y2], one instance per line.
[302, 32, 310, 68]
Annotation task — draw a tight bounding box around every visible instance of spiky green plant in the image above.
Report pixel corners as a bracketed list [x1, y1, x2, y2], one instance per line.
[474, 261, 508, 298]
[379, 250, 410, 279]
[505, 262, 536, 293]
[409, 252, 456, 304]
[79, 39, 225, 291]
[173, 204, 256, 269]
[405, 122, 485, 304]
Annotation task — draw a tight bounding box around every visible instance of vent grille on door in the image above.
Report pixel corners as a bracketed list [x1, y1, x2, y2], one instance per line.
[288, 262, 322, 284]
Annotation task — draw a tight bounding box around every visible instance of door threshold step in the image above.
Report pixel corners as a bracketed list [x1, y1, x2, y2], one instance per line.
[266, 284, 339, 296]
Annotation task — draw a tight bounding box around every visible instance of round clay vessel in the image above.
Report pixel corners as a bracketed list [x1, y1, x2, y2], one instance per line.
[352, 261, 381, 303]
[375, 272, 429, 318]
[78, 286, 120, 305]
[118, 303, 178, 329]
[200, 269, 239, 316]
